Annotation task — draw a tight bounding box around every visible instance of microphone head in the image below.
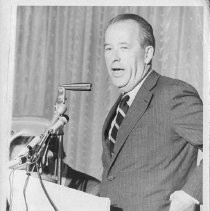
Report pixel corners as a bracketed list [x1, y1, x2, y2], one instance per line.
[57, 103, 67, 114]
[61, 83, 92, 91]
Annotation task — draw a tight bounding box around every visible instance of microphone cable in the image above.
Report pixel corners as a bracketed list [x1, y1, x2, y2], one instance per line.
[35, 161, 58, 211]
[23, 164, 36, 211]
[8, 169, 15, 211]
[23, 174, 30, 211]
[8, 165, 33, 211]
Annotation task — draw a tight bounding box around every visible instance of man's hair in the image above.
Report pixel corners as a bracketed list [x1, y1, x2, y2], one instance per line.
[107, 13, 155, 52]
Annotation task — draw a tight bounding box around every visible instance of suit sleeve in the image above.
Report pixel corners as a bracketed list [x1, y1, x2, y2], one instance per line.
[169, 81, 203, 202]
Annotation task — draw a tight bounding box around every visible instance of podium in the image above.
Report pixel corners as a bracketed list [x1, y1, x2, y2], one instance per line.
[8, 170, 110, 211]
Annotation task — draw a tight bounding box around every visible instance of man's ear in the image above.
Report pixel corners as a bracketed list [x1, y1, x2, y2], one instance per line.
[144, 46, 154, 64]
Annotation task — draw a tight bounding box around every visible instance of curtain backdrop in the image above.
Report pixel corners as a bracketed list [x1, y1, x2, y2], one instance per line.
[13, 6, 203, 180]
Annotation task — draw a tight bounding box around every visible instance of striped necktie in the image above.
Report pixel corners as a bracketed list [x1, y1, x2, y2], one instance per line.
[109, 95, 130, 155]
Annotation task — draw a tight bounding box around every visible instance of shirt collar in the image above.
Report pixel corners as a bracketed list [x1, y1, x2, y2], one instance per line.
[123, 69, 153, 106]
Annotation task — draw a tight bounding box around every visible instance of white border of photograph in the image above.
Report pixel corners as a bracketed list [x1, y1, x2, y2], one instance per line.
[1, 0, 209, 210]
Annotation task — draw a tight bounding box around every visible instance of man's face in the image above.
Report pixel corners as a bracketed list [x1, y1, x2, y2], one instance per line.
[104, 20, 147, 93]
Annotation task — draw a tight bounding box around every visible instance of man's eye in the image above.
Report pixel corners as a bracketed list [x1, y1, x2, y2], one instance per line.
[121, 46, 128, 50]
[104, 47, 112, 51]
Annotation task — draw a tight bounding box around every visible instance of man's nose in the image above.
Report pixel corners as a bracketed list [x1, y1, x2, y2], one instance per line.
[112, 50, 120, 62]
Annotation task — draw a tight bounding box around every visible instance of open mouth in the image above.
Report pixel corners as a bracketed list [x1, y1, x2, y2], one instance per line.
[112, 68, 124, 71]
[111, 68, 124, 77]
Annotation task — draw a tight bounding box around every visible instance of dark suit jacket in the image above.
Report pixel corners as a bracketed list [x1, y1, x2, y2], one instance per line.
[99, 71, 203, 211]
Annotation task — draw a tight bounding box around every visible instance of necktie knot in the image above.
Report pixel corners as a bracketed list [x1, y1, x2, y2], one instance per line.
[119, 95, 130, 114]
[120, 94, 129, 105]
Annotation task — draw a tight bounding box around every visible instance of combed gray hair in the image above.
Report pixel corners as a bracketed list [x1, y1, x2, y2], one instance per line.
[107, 13, 155, 53]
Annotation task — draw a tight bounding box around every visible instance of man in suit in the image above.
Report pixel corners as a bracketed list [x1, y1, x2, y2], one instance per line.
[99, 14, 202, 211]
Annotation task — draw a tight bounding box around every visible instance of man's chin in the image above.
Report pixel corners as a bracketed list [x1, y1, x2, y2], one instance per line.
[118, 84, 132, 93]
[111, 78, 132, 93]
[113, 82, 127, 90]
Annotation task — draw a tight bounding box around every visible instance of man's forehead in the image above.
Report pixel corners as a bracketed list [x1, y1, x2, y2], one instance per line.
[105, 20, 140, 42]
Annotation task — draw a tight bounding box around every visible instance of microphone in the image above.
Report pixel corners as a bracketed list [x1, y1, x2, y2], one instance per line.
[48, 114, 69, 134]
[18, 115, 69, 156]
[61, 83, 92, 91]
[50, 103, 67, 126]
[8, 156, 27, 169]
[17, 136, 41, 157]
[8, 115, 69, 169]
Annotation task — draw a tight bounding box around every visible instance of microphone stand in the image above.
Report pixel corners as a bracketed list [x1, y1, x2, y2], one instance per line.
[53, 86, 66, 185]
[55, 128, 64, 185]
[52, 83, 92, 185]
[26, 146, 34, 175]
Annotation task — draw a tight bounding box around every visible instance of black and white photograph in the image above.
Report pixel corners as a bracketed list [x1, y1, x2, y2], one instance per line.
[0, 0, 209, 211]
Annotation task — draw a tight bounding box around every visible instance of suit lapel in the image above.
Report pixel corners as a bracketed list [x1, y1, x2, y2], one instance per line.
[107, 70, 161, 173]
